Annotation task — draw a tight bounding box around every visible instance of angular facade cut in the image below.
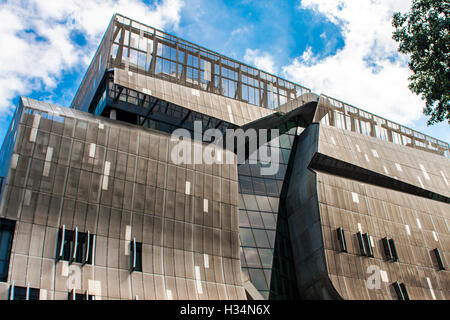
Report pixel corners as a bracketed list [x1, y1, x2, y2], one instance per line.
[0, 13, 449, 300]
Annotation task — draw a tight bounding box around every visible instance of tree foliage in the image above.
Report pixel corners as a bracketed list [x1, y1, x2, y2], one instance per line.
[392, 0, 450, 125]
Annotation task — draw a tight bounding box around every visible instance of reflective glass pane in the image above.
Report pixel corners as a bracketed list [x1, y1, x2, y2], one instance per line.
[239, 176, 253, 194]
[264, 179, 278, 197]
[261, 212, 277, 229]
[258, 248, 273, 268]
[242, 194, 259, 211]
[255, 196, 272, 212]
[239, 228, 256, 247]
[253, 229, 270, 248]
[252, 177, 266, 195]
[243, 248, 261, 268]
[247, 211, 264, 228]
[239, 210, 250, 227]
[248, 268, 268, 291]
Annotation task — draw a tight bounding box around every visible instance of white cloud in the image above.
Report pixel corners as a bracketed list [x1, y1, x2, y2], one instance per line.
[0, 0, 184, 114]
[283, 0, 422, 125]
[243, 48, 277, 74]
[231, 26, 252, 38]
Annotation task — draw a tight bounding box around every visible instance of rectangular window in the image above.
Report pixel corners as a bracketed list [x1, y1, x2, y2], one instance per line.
[433, 248, 445, 270]
[356, 232, 367, 256]
[359, 110, 372, 119]
[392, 281, 409, 300]
[344, 104, 357, 114]
[320, 113, 330, 126]
[375, 125, 388, 141]
[345, 115, 352, 131]
[373, 116, 386, 125]
[353, 118, 360, 133]
[0, 218, 15, 282]
[9, 283, 40, 300]
[360, 121, 371, 136]
[68, 289, 95, 300]
[363, 233, 374, 258]
[400, 126, 412, 135]
[130, 238, 142, 272]
[413, 131, 425, 139]
[334, 111, 345, 129]
[399, 283, 410, 300]
[56, 226, 94, 264]
[392, 131, 402, 145]
[336, 227, 347, 253]
[388, 238, 399, 262]
[392, 281, 404, 300]
[382, 237, 393, 261]
[387, 121, 399, 130]
[402, 135, 412, 145]
[414, 140, 427, 148]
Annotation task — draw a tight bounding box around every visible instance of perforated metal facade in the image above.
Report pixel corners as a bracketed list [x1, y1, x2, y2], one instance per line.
[0, 13, 449, 300]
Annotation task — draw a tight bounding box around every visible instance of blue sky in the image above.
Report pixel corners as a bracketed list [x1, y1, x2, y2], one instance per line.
[0, 0, 448, 145]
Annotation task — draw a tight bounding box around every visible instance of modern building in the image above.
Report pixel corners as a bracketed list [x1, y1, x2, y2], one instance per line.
[0, 13, 448, 300]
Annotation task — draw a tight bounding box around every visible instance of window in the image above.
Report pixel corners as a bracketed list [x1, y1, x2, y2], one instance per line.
[392, 281, 409, 300]
[243, 248, 261, 268]
[414, 140, 427, 148]
[239, 228, 256, 247]
[359, 110, 372, 119]
[382, 237, 399, 262]
[239, 210, 251, 228]
[9, 283, 40, 300]
[399, 283, 410, 300]
[413, 131, 425, 139]
[68, 289, 95, 300]
[400, 126, 412, 135]
[264, 179, 279, 197]
[252, 229, 270, 248]
[279, 134, 291, 149]
[375, 125, 388, 141]
[248, 268, 268, 291]
[392, 281, 402, 300]
[252, 177, 267, 195]
[334, 111, 345, 129]
[402, 135, 412, 145]
[392, 131, 402, 145]
[130, 238, 142, 272]
[387, 121, 399, 130]
[0, 218, 15, 282]
[345, 115, 352, 131]
[258, 248, 274, 268]
[260, 212, 277, 230]
[360, 121, 371, 137]
[382, 237, 393, 261]
[320, 113, 330, 125]
[247, 211, 265, 229]
[56, 226, 94, 264]
[344, 104, 357, 114]
[353, 118, 360, 133]
[388, 238, 399, 262]
[372, 116, 382, 124]
[356, 232, 367, 256]
[433, 248, 445, 270]
[363, 233, 374, 258]
[239, 176, 253, 194]
[336, 227, 347, 253]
